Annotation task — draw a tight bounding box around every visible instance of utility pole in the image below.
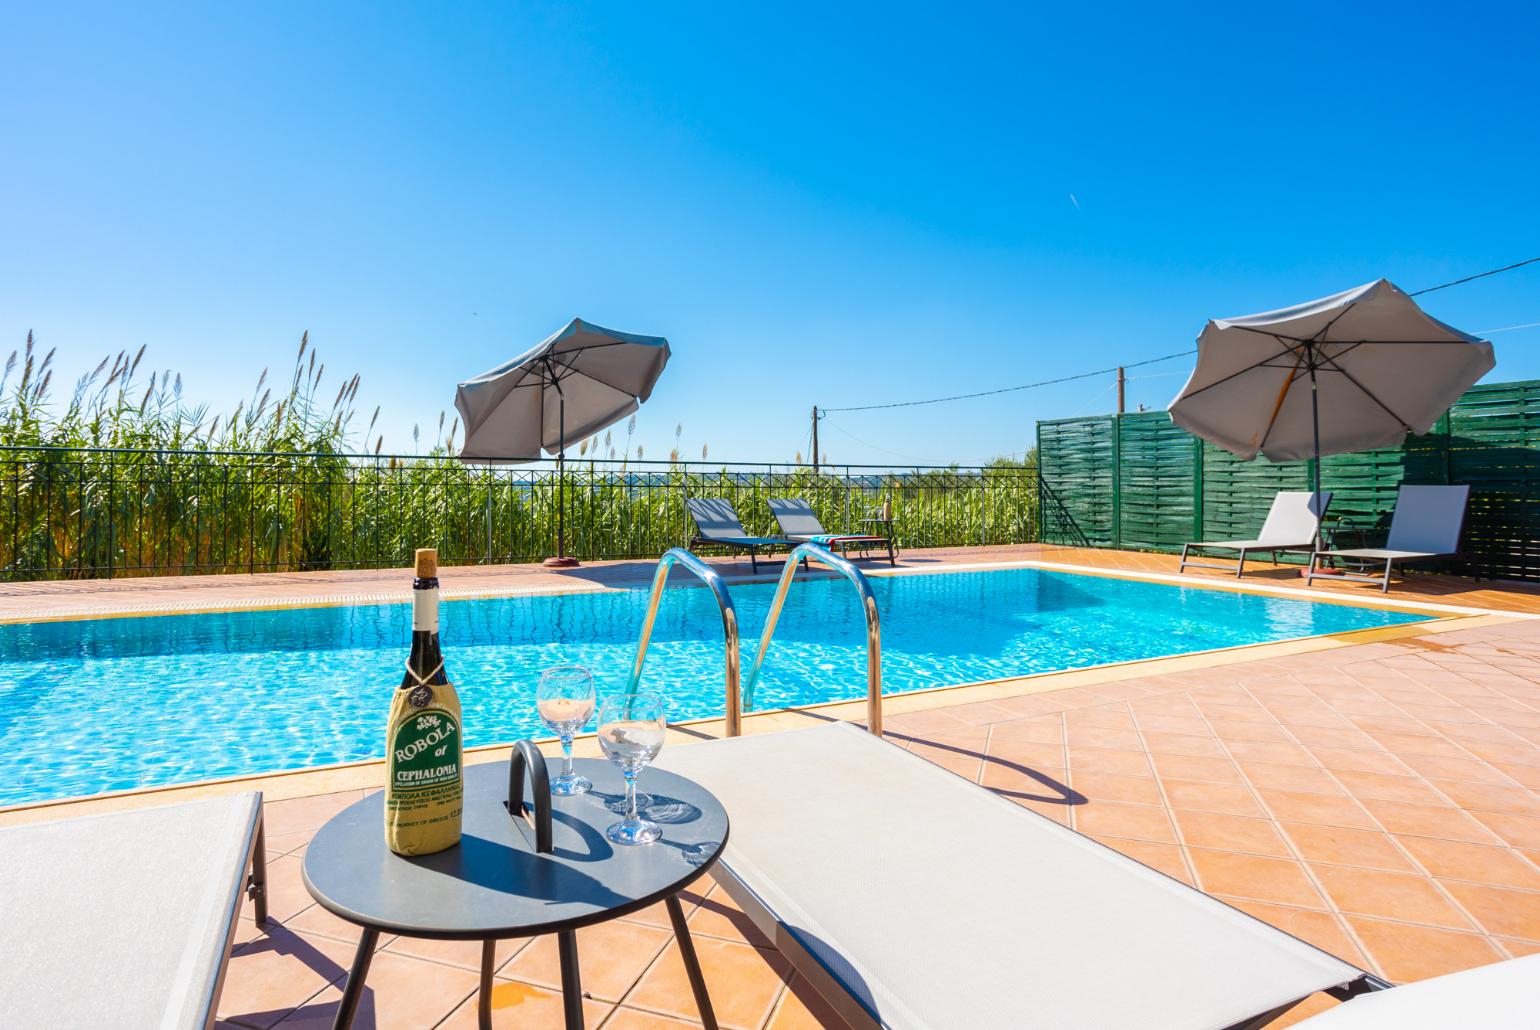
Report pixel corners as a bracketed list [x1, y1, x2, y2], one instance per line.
[811, 406, 820, 470]
[1116, 366, 1126, 414]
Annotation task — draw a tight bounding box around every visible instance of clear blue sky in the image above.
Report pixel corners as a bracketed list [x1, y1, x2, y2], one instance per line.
[4, 3, 1537, 466]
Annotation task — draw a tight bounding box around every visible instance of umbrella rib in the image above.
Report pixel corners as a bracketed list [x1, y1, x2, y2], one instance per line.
[543, 347, 649, 399]
[1311, 305, 1356, 343]
[1175, 336, 1300, 400]
[553, 357, 647, 401]
[1255, 346, 1305, 454]
[1313, 350, 1416, 431]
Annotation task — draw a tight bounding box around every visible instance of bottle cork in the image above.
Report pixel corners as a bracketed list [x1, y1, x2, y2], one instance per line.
[414, 548, 438, 579]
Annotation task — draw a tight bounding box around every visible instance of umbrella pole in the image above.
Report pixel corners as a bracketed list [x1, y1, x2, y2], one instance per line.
[1310, 344, 1322, 552]
[1304, 342, 1341, 579]
[544, 379, 580, 568]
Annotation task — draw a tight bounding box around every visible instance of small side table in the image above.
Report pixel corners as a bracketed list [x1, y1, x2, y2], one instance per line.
[303, 758, 728, 1029]
[858, 518, 898, 564]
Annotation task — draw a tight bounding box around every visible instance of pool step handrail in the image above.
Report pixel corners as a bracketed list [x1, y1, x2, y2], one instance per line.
[628, 547, 745, 735]
[743, 542, 884, 737]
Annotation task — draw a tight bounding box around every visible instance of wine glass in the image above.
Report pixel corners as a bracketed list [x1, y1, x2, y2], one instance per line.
[596, 691, 666, 845]
[537, 665, 595, 796]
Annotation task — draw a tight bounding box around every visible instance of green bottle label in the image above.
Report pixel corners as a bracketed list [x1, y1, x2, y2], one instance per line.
[389, 711, 461, 793]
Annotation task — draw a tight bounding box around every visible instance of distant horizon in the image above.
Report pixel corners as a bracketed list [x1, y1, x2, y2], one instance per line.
[5, 4, 1537, 465]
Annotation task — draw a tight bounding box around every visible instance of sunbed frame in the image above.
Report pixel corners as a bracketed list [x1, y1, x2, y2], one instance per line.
[685, 497, 792, 573]
[768, 498, 896, 566]
[1179, 491, 1332, 577]
[1306, 485, 1471, 593]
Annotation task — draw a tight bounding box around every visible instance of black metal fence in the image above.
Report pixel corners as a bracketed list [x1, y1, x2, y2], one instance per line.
[0, 446, 1039, 580]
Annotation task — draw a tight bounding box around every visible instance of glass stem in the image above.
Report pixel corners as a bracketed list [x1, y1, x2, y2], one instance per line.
[624, 769, 638, 820]
[561, 735, 573, 778]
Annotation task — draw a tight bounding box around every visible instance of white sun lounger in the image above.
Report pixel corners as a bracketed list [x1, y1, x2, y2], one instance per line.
[1306, 484, 1470, 593]
[1289, 951, 1540, 1028]
[0, 791, 268, 1029]
[1180, 490, 1332, 577]
[657, 722, 1380, 1030]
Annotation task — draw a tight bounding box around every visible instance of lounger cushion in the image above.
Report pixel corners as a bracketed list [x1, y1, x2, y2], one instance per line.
[1293, 953, 1540, 1028]
[658, 723, 1362, 1030]
[0, 792, 261, 1029]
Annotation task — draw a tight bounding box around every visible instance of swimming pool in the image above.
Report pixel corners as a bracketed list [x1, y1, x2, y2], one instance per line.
[0, 567, 1429, 806]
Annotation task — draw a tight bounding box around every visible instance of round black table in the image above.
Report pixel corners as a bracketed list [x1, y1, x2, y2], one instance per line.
[302, 757, 728, 1030]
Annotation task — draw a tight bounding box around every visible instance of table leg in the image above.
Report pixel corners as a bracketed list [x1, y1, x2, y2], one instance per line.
[558, 930, 584, 1029]
[478, 939, 496, 1029]
[666, 894, 718, 1030]
[332, 928, 380, 1030]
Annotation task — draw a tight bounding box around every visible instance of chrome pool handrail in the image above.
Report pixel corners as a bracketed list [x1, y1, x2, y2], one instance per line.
[627, 547, 745, 736]
[742, 542, 884, 737]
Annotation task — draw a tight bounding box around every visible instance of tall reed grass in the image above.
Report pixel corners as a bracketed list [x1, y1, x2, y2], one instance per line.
[0, 333, 1039, 578]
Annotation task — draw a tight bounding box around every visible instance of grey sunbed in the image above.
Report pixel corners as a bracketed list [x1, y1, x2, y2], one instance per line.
[1306, 484, 1470, 593]
[1180, 490, 1332, 577]
[0, 792, 268, 1028]
[686, 497, 791, 573]
[769, 498, 896, 566]
[658, 722, 1386, 1030]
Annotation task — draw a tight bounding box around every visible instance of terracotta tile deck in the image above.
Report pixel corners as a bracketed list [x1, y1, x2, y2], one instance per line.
[209, 623, 1540, 1027]
[11, 545, 1540, 1026]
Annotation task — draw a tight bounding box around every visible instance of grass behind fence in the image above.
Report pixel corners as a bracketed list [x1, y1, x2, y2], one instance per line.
[0, 333, 1039, 579]
[0, 451, 1040, 578]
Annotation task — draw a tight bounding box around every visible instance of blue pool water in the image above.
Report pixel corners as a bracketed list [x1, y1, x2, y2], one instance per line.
[0, 567, 1428, 805]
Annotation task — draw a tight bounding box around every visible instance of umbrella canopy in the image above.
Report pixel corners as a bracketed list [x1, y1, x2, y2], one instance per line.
[455, 317, 671, 462]
[1169, 280, 1494, 462]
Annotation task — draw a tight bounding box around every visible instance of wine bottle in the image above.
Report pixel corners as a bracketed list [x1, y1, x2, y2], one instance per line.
[383, 548, 464, 855]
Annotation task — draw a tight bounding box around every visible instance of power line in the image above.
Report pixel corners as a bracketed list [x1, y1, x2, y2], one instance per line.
[820, 348, 1196, 413]
[1408, 256, 1540, 297]
[820, 255, 1539, 417]
[821, 419, 953, 464]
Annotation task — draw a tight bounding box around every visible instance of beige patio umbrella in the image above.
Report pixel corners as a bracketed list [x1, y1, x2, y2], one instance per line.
[456, 318, 671, 567]
[1169, 279, 1494, 547]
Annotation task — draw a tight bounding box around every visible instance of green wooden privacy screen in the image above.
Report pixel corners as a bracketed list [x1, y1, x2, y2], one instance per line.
[1037, 378, 1540, 581]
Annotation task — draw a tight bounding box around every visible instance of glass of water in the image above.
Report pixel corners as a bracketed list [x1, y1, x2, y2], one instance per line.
[596, 691, 666, 845]
[537, 665, 595, 796]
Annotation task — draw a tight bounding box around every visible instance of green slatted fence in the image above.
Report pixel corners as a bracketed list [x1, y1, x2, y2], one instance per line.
[1037, 378, 1540, 582]
[1037, 416, 1117, 547]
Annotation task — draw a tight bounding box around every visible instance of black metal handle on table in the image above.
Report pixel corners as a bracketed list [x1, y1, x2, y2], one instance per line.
[505, 739, 554, 854]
